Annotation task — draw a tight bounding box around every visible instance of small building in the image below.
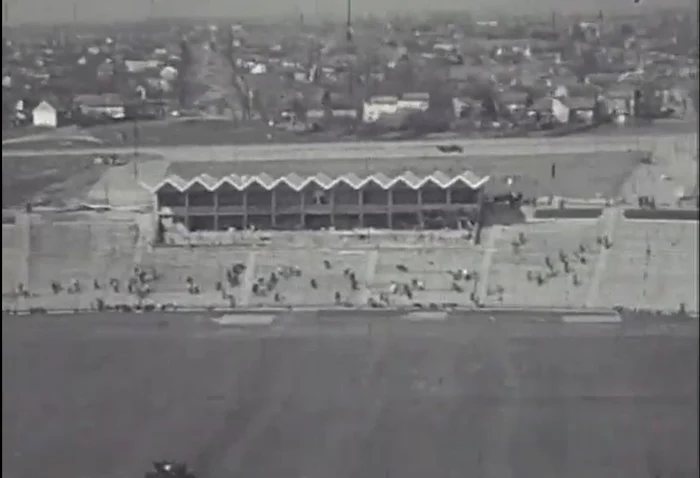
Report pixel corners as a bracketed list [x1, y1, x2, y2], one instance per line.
[452, 96, 481, 119]
[530, 97, 570, 124]
[32, 101, 58, 128]
[74, 93, 126, 119]
[605, 86, 636, 116]
[397, 92, 430, 111]
[362, 96, 399, 123]
[499, 90, 530, 113]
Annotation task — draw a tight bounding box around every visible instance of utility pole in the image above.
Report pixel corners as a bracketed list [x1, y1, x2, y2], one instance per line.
[346, 0, 353, 43]
[72, 1, 78, 23]
[346, 0, 354, 98]
[133, 118, 140, 157]
[132, 117, 140, 183]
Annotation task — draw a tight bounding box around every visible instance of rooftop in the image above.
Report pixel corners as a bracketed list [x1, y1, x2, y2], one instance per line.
[146, 151, 644, 199]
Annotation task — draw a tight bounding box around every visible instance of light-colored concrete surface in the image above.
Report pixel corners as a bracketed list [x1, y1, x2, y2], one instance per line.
[239, 251, 258, 307]
[362, 250, 380, 304]
[371, 245, 485, 306]
[7, 216, 138, 309]
[486, 220, 606, 308]
[403, 311, 450, 321]
[585, 208, 621, 308]
[26, 217, 137, 294]
[2, 225, 24, 294]
[561, 314, 622, 323]
[212, 314, 277, 326]
[248, 248, 369, 306]
[477, 226, 502, 302]
[5, 209, 697, 313]
[139, 247, 252, 307]
[594, 219, 699, 312]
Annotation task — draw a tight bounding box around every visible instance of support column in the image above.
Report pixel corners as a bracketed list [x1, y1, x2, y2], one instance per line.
[299, 191, 305, 229]
[329, 189, 336, 228]
[474, 187, 486, 244]
[242, 190, 248, 230]
[270, 189, 277, 229]
[358, 189, 365, 228]
[387, 189, 393, 229]
[213, 191, 219, 231]
[417, 189, 424, 229]
[184, 192, 190, 231]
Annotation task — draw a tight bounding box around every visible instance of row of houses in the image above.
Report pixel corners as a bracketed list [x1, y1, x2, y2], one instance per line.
[8, 81, 662, 131]
[9, 93, 166, 128]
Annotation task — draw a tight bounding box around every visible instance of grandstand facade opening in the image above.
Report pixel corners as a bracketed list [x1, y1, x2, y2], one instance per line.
[151, 170, 489, 232]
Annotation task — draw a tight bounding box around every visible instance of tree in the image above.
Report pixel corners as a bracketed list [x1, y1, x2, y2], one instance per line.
[291, 97, 307, 123]
[481, 95, 498, 122]
[690, 85, 699, 116]
[178, 39, 191, 109]
[393, 56, 415, 94]
[525, 94, 534, 108]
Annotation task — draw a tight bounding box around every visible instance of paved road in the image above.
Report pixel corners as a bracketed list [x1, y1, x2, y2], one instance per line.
[3, 312, 697, 478]
[2, 131, 697, 162]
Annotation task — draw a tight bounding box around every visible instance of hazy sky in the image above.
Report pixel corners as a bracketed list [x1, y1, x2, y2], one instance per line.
[3, 0, 696, 26]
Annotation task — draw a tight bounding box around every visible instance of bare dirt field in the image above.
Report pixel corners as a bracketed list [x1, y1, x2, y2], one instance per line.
[84, 118, 346, 149]
[2, 313, 697, 478]
[3, 118, 695, 151]
[2, 153, 163, 209]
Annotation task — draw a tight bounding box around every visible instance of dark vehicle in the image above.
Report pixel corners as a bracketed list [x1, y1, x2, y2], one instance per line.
[436, 144, 463, 153]
[144, 461, 196, 478]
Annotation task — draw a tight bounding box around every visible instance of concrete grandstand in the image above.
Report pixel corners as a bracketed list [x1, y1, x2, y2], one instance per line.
[2, 134, 698, 314]
[150, 158, 488, 232]
[4, 211, 697, 313]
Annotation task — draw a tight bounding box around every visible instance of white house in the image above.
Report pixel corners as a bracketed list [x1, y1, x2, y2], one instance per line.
[32, 101, 57, 128]
[362, 96, 399, 123]
[530, 97, 570, 124]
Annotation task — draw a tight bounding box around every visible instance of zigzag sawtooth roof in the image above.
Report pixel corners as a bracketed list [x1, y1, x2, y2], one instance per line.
[151, 170, 489, 193]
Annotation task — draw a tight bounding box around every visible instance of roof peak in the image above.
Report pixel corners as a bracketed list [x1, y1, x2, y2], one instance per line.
[148, 170, 489, 193]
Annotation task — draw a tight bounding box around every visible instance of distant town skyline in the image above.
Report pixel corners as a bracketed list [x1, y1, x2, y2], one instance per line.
[2, 0, 696, 26]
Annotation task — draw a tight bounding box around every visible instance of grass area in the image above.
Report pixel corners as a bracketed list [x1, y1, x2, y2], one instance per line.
[168, 151, 644, 200]
[2, 155, 108, 208]
[1, 137, 103, 151]
[1, 126, 55, 141]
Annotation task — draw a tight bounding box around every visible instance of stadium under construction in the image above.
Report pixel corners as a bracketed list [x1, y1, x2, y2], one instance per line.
[150, 162, 492, 231]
